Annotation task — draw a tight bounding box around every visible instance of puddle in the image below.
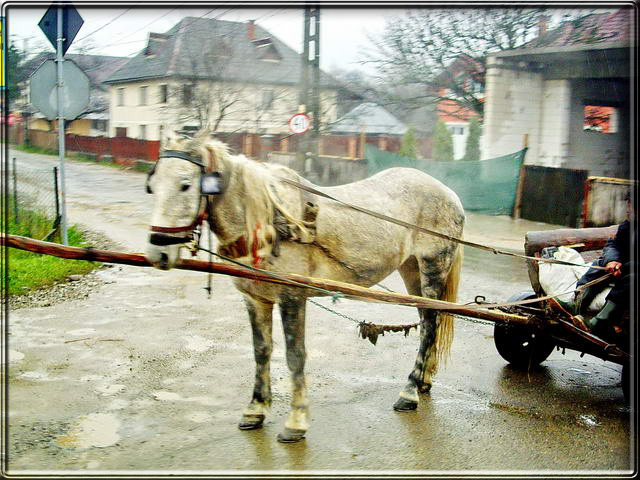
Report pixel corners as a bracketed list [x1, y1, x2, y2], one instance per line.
[19, 371, 49, 381]
[152, 390, 219, 406]
[66, 328, 96, 337]
[183, 335, 215, 353]
[95, 384, 126, 396]
[106, 399, 129, 411]
[185, 411, 212, 423]
[567, 368, 592, 375]
[55, 413, 121, 448]
[2, 350, 25, 364]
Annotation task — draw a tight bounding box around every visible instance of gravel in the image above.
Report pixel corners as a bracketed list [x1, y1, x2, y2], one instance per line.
[9, 229, 124, 311]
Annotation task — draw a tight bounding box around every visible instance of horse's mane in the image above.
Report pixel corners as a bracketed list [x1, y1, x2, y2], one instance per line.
[168, 131, 306, 266]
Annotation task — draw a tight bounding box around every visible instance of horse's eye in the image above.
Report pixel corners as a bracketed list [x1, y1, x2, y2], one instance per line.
[181, 183, 191, 192]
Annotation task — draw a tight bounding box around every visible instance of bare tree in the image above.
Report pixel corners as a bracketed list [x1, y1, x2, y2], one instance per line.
[364, 8, 615, 118]
[171, 33, 248, 132]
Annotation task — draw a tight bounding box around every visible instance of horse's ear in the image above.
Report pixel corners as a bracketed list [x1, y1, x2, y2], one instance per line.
[194, 129, 211, 142]
[204, 144, 219, 171]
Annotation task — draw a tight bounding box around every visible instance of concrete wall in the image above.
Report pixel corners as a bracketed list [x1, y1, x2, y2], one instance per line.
[537, 79, 571, 168]
[268, 152, 368, 186]
[484, 58, 630, 178]
[565, 78, 630, 178]
[482, 58, 543, 161]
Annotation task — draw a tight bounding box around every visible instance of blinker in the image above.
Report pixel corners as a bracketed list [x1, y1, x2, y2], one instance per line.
[201, 172, 223, 195]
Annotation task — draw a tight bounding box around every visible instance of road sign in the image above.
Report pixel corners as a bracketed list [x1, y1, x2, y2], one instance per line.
[288, 113, 311, 134]
[38, 4, 84, 55]
[29, 59, 89, 120]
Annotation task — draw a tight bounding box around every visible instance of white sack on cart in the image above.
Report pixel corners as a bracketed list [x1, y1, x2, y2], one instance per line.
[538, 246, 610, 312]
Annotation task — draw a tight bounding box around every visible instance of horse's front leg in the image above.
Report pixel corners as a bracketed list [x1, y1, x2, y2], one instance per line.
[276, 293, 308, 443]
[239, 296, 274, 430]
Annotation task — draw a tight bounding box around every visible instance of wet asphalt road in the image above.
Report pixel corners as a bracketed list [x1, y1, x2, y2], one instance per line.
[5, 149, 634, 474]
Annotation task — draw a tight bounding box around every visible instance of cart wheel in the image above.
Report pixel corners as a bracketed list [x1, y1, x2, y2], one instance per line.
[494, 291, 555, 369]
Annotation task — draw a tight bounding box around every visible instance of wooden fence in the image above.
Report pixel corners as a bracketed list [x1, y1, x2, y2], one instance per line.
[17, 128, 432, 165]
[520, 165, 589, 228]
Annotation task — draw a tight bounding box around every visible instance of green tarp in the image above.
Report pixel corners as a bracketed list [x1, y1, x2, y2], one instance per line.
[365, 145, 527, 215]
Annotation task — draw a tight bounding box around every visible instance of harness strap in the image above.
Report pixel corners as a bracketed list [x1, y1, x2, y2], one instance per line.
[150, 210, 207, 234]
[149, 149, 209, 236]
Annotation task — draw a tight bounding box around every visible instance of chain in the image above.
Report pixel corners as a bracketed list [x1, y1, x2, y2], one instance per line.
[308, 298, 361, 326]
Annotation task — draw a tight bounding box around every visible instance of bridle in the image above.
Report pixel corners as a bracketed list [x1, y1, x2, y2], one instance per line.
[147, 149, 223, 246]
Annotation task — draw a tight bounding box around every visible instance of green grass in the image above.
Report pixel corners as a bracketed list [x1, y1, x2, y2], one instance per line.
[5, 202, 101, 296]
[14, 144, 59, 156]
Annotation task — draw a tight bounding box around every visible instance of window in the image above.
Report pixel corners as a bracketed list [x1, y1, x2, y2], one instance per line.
[159, 84, 168, 104]
[139, 125, 147, 140]
[448, 126, 465, 135]
[183, 84, 194, 105]
[470, 80, 484, 94]
[117, 88, 125, 106]
[583, 105, 618, 133]
[139, 86, 148, 106]
[115, 127, 127, 137]
[261, 89, 274, 110]
[91, 119, 107, 132]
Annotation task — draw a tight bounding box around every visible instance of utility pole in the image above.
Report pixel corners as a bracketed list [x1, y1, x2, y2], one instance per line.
[298, 6, 321, 172]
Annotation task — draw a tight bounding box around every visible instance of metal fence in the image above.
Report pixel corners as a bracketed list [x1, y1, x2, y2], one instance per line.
[6, 157, 61, 241]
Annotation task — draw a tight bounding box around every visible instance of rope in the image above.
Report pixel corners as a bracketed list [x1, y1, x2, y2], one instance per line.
[195, 245, 344, 303]
[276, 177, 609, 272]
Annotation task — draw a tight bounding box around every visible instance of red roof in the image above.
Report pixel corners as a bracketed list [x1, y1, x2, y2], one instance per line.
[527, 8, 632, 48]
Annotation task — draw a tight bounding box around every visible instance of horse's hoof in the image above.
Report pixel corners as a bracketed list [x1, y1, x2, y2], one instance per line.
[276, 428, 306, 443]
[238, 414, 265, 430]
[393, 397, 418, 411]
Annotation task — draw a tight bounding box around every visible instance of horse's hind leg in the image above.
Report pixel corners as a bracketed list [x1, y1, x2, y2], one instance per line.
[239, 297, 274, 430]
[394, 254, 451, 411]
[276, 292, 308, 443]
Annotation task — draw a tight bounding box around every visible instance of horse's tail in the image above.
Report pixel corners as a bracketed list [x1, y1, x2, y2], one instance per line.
[434, 243, 463, 367]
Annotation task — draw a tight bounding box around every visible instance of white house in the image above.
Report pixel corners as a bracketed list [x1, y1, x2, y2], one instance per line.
[104, 17, 340, 141]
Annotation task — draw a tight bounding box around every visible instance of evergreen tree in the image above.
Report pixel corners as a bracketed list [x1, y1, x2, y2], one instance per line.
[6, 42, 27, 107]
[433, 121, 454, 161]
[462, 117, 482, 161]
[399, 126, 418, 158]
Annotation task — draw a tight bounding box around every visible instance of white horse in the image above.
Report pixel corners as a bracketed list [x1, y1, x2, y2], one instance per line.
[145, 132, 465, 443]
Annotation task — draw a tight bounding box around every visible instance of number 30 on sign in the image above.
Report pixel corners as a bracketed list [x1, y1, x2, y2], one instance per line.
[288, 113, 311, 134]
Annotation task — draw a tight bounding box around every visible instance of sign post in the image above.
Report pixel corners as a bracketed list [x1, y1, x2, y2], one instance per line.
[38, 3, 84, 245]
[56, 6, 68, 245]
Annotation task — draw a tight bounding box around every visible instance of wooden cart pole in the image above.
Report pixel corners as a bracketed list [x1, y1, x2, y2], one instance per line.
[3, 234, 531, 326]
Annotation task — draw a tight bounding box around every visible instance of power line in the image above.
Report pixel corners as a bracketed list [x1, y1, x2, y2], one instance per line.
[75, 6, 136, 43]
[86, 4, 245, 57]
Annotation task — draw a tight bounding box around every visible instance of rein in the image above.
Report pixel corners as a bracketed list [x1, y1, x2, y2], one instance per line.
[276, 177, 609, 272]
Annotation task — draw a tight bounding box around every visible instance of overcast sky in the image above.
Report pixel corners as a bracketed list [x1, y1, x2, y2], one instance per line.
[4, 3, 397, 75]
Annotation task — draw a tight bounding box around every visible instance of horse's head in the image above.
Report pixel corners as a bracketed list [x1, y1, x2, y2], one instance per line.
[145, 131, 225, 270]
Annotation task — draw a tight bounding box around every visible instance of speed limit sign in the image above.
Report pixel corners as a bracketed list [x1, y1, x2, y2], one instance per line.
[288, 113, 311, 134]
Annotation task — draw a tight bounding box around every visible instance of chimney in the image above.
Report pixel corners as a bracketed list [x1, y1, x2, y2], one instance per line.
[247, 20, 256, 41]
[538, 15, 549, 37]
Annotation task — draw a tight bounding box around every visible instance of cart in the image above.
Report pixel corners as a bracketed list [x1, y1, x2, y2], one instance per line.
[490, 225, 631, 399]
